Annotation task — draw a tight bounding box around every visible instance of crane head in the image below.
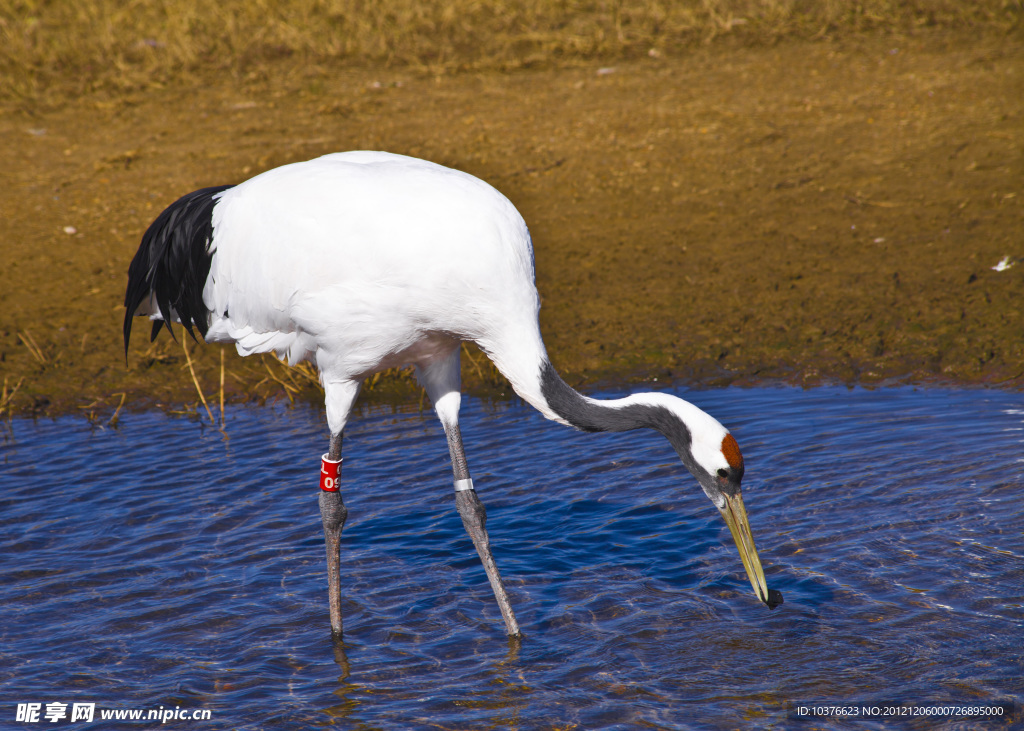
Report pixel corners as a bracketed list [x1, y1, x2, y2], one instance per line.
[681, 427, 783, 610]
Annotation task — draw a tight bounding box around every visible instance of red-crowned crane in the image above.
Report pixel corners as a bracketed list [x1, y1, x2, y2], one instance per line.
[123, 151, 782, 639]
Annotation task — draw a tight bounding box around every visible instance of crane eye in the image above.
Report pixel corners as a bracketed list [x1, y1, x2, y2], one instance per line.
[717, 468, 729, 479]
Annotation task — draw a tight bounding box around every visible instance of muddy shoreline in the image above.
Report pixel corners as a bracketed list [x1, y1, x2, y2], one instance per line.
[1, 30, 1022, 420]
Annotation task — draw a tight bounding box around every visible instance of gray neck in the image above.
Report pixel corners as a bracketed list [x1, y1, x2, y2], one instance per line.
[538, 361, 693, 458]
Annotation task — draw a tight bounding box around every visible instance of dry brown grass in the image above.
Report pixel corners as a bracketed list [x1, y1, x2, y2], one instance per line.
[1, 0, 1019, 102]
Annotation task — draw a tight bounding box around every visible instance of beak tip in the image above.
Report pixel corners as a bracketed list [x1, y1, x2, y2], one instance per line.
[763, 588, 784, 610]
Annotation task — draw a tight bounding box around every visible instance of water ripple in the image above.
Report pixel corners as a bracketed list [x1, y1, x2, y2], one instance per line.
[1, 387, 1022, 728]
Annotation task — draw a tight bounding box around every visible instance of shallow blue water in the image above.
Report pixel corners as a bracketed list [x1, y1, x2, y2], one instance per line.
[1, 386, 1022, 729]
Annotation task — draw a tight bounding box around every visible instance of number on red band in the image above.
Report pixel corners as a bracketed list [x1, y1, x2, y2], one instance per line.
[320, 454, 342, 492]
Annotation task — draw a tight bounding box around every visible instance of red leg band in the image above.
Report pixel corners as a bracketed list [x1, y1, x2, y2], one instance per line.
[320, 454, 342, 492]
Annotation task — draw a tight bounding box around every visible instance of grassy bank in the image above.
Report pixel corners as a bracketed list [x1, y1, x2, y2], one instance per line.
[2, 0, 1019, 102]
[2, 28, 1022, 420]
[0, 0, 1021, 420]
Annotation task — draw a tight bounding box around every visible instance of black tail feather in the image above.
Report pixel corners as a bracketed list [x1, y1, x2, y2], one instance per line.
[150, 319, 166, 343]
[123, 185, 233, 358]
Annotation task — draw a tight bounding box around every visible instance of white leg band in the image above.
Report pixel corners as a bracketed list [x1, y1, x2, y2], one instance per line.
[454, 478, 475, 492]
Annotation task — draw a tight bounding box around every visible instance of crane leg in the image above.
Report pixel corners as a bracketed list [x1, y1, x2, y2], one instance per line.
[446, 423, 522, 638]
[320, 431, 347, 638]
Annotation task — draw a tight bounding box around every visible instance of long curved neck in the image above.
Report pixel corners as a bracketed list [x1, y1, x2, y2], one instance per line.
[537, 360, 692, 453]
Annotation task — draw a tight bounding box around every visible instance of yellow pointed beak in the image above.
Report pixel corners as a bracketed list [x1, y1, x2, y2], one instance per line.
[719, 492, 782, 609]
